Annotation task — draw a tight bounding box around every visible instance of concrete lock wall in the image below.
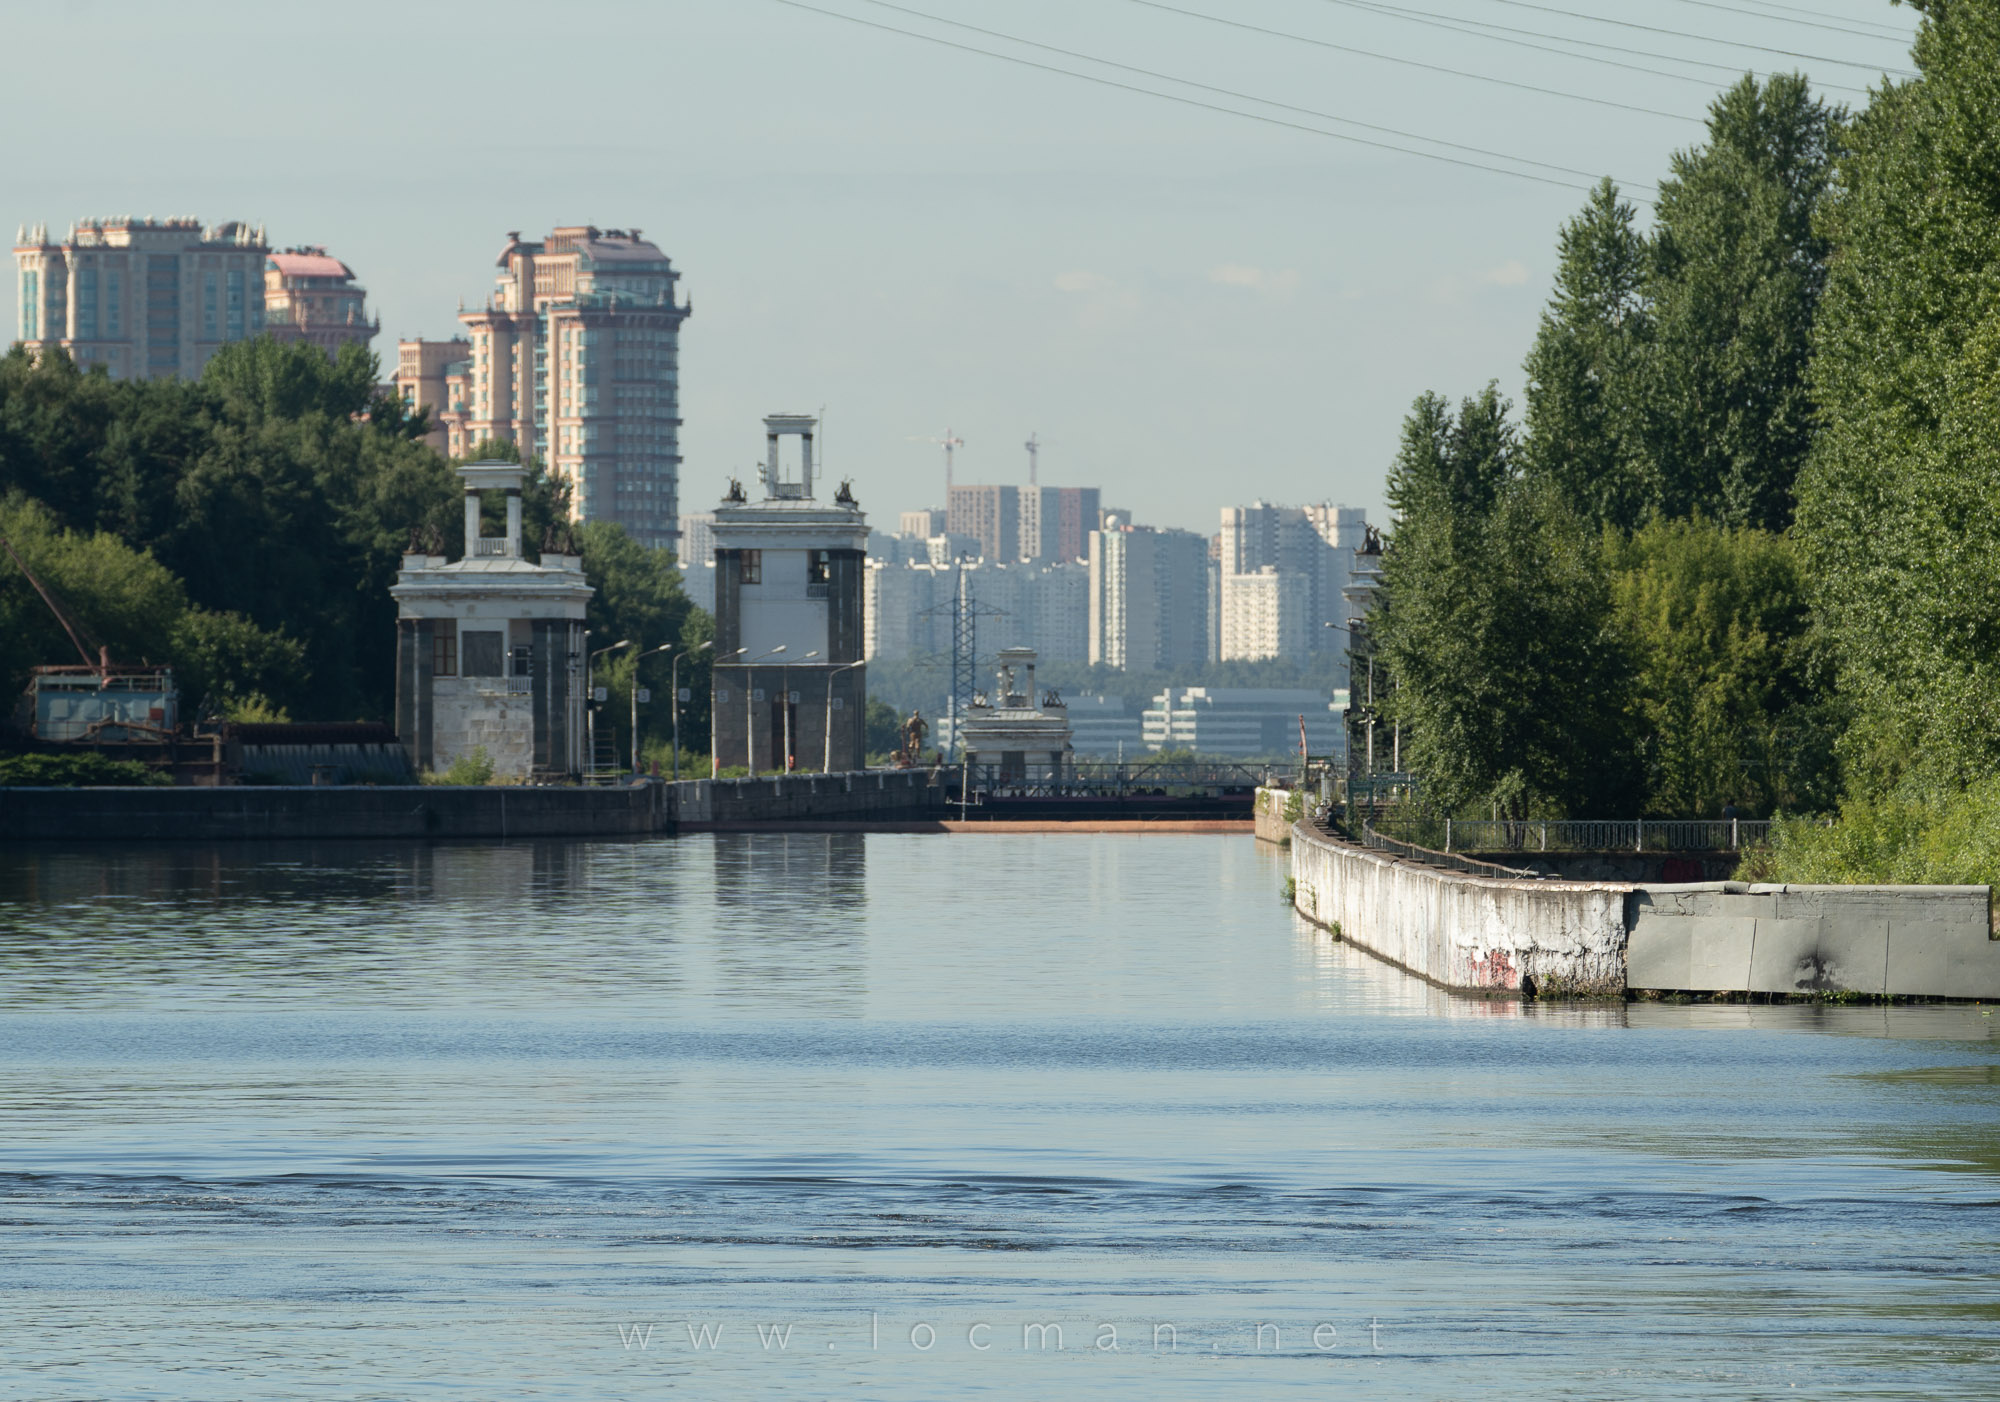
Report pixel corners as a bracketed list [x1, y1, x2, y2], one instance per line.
[1290, 821, 2000, 1000]
[0, 771, 943, 843]
[1288, 820, 1629, 996]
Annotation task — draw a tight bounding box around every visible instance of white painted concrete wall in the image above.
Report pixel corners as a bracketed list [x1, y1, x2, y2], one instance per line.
[1289, 821, 2000, 999]
[1288, 822, 1629, 995]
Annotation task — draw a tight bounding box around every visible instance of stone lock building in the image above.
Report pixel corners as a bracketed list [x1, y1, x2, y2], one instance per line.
[710, 415, 867, 773]
[391, 461, 593, 781]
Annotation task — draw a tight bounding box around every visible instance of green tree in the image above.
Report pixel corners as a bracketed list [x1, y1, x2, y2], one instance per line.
[1606, 519, 1836, 817]
[1795, 0, 2000, 793]
[0, 493, 303, 718]
[1645, 73, 1841, 530]
[1520, 178, 1653, 531]
[1374, 391, 1634, 817]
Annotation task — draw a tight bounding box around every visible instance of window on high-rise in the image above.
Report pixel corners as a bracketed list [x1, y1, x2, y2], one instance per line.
[19, 271, 37, 340]
[203, 272, 219, 339]
[226, 270, 245, 340]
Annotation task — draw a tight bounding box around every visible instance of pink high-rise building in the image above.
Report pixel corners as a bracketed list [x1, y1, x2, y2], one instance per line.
[263, 246, 378, 357]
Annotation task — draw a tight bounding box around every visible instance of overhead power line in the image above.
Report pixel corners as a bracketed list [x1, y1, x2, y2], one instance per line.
[1314, 0, 1869, 97]
[767, 0, 1658, 198]
[1123, 0, 1698, 123]
[858, 0, 1654, 191]
[1474, 0, 1918, 76]
[1660, 0, 1917, 43]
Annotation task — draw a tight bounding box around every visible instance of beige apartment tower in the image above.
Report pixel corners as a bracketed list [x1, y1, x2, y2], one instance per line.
[452, 226, 691, 552]
[263, 247, 378, 358]
[15, 217, 269, 379]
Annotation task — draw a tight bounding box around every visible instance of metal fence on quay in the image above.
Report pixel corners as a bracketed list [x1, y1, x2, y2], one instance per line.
[1403, 818, 1771, 854]
[1357, 823, 1547, 880]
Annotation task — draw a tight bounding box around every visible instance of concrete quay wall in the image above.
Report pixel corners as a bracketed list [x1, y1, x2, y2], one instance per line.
[1290, 820, 2000, 999]
[1253, 787, 1298, 845]
[0, 771, 943, 843]
[1288, 820, 1629, 995]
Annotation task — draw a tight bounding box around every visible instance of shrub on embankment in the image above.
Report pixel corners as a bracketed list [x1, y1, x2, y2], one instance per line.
[1743, 777, 2000, 888]
[0, 752, 168, 786]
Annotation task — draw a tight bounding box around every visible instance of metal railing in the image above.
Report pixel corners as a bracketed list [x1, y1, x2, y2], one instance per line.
[1382, 818, 1771, 853]
[1360, 823, 1547, 880]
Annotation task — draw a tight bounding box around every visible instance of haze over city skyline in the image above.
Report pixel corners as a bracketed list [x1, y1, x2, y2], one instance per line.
[6, 0, 1916, 532]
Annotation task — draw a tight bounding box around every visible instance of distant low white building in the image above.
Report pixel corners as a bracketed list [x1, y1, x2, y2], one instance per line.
[1066, 694, 1144, 758]
[1142, 687, 1344, 758]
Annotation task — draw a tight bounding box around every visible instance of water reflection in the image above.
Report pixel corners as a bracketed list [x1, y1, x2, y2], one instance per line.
[711, 832, 867, 1015]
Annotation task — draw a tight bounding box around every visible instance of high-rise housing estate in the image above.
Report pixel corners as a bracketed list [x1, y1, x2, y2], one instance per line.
[455, 226, 691, 551]
[899, 507, 947, 539]
[1217, 501, 1367, 666]
[14, 217, 268, 379]
[1087, 521, 1211, 672]
[395, 338, 474, 457]
[262, 247, 378, 357]
[947, 484, 1019, 563]
[1020, 485, 1101, 563]
[1218, 565, 1309, 662]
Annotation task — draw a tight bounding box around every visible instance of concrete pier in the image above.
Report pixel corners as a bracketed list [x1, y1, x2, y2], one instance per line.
[1289, 819, 2000, 1001]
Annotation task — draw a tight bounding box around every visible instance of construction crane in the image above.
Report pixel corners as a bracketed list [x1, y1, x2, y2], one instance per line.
[908, 429, 965, 494]
[1024, 431, 1040, 486]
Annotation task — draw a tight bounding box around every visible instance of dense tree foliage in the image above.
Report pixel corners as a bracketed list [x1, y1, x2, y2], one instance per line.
[1380, 74, 1848, 821]
[1, 494, 304, 719]
[1606, 520, 1837, 817]
[1646, 74, 1840, 530]
[1374, 390, 1634, 816]
[0, 341, 459, 721]
[1794, 0, 2000, 795]
[1, 341, 711, 749]
[1522, 77, 1840, 534]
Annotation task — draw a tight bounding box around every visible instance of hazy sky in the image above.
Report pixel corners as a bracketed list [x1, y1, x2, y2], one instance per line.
[9, 0, 1917, 534]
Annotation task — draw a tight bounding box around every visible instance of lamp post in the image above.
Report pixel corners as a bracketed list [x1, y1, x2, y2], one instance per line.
[586, 638, 631, 782]
[782, 650, 819, 771]
[672, 639, 714, 780]
[630, 642, 675, 778]
[743, 644, 786, 774]
[822, 659, 866, 773]
[712, 646, 748, 778]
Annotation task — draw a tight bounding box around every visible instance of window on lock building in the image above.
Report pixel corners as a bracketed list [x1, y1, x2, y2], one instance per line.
[740, 550, 761, 585]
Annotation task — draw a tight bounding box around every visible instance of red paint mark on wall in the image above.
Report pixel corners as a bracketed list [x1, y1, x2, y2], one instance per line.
[1468, 949, 1517, 988]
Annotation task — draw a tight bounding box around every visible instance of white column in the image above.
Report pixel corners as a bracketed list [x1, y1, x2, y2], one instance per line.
[505, 489, 522, 553]
[464, 490, 481, 556]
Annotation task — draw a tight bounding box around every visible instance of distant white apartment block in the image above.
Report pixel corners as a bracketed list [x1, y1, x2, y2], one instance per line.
[1219, 565, 1310, 663]
[677, 511, 717, 612]
[864, 558, 1089, 664]
[1087, 521, 1210, 672]
[1216, 501, 1367, 666]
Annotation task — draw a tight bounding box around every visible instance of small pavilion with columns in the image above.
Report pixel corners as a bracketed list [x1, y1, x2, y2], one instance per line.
[391, 461, 593, 780]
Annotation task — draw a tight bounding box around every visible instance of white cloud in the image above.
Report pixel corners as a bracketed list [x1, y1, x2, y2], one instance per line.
[1055, 269, 1111, 294]
[1482, 260, 1530, 287]
[1208, 263, 1301, 295]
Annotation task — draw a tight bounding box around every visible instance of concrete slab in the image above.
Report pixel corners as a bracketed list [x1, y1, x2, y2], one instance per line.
[1747, 918, 1888, 995]
[1626, 916, 1690, 990]
[1886, 924, 2000, 999]
[1687, 916, 1758, 991]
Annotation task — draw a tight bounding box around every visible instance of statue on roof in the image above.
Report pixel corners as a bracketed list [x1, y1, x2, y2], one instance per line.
[724, 477, 746, 504]
[834, 478, 857, 506]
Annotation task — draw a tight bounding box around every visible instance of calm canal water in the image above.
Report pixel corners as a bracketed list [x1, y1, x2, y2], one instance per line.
[1, 833, 1996, 1399]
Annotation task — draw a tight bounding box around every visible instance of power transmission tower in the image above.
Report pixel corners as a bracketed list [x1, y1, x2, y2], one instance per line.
[920, 557, 1005, 761]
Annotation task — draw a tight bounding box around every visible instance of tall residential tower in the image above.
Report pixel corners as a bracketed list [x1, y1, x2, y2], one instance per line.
[454, 226, 691, 551]
[15, 217, 269, 379]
